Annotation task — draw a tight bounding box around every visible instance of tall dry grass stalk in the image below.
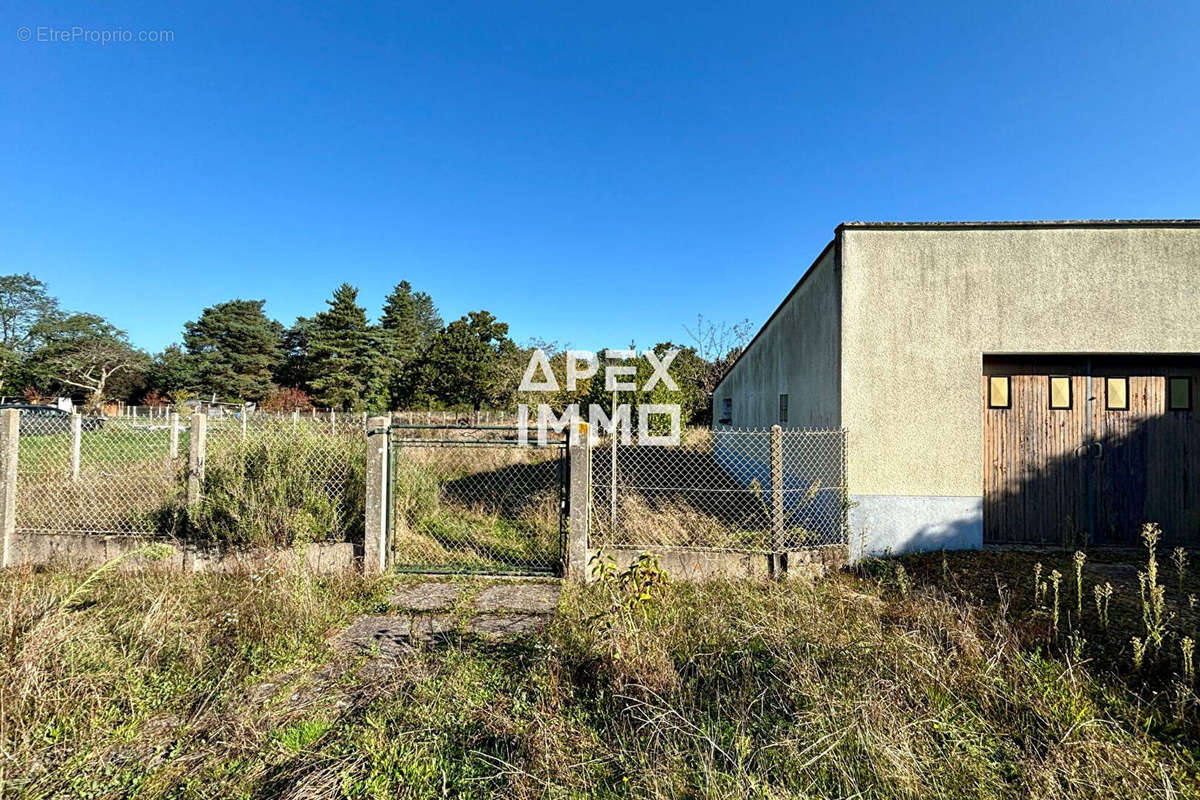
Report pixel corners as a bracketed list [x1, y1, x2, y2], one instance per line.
[548, 576, 1195, 798]
[0, 560, 384, 796]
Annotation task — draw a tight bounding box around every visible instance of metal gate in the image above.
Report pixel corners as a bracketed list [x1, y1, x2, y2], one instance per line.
[387, 425, 567, 575]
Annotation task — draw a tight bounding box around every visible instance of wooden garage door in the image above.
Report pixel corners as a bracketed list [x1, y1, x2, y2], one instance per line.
[983, 357, 1200, 547]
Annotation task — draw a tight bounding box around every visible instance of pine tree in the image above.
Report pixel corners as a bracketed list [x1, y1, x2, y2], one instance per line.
[381, 281, 442, 364]
[380, 281, 442, 407]
[277, 316, 316, 391]
[406, 310, 516, 411]
[145, 344, 201, 400]
[182, 299, 282, 402]
[307, 284, 374, 410]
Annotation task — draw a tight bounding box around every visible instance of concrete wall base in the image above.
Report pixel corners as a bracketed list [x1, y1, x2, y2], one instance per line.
[848, 494, 983, 561]
[587, 545, 847, 582]
[5, 532, 358, 574]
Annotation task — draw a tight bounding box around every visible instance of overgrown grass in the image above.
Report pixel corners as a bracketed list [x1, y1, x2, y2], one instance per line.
[0, 560, 390, 798]
[898, 530, 1200, 740]
[4, 553, 1199, 798]
[174, 427, 366, 547]
[391, 444, 562, 573]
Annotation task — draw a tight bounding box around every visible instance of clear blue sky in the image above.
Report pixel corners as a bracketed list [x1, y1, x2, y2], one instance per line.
[2, 1, 1198, 354]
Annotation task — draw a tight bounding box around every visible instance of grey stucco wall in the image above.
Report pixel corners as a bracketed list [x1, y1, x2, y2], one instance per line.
[712, 242, 841, 430]
[839, 224, 1200, 557]
[848, 495, 982, 559]
[840, 225, 1200, 498]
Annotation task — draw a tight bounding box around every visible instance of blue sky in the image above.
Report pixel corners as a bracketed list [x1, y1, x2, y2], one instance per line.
[2, 1, 1198, 354]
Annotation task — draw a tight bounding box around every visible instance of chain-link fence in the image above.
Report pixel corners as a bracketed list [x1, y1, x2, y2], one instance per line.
[12, 409, 364, 545]
[16, 411, 184, 534]
[590, 427, 847, 552]
[389, 426, 566, 575]
[196, 415, 365, 546]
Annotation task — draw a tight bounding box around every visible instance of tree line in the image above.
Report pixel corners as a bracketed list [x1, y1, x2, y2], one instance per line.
[0, 273, 750, 423]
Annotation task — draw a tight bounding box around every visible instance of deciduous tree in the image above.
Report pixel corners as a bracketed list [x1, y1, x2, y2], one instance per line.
[0, 274, 60, 394]
[37, 314, 146, 411]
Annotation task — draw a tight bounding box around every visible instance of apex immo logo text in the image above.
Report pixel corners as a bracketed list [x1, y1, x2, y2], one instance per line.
[517, 349, 681, 446]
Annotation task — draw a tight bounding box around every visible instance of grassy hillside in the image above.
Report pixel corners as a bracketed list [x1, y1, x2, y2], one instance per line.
[2, 547, 1198, 798]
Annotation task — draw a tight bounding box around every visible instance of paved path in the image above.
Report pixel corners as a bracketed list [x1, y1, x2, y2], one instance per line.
[336, 579, 562, 658]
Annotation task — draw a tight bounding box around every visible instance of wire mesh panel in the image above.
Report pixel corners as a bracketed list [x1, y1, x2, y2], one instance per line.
[16, 411, 184, 534]
[389, 426, 566, 575]
[591, 427, 846, 552]
[12, 409, 365, 544]
[194, 415, 366, 545]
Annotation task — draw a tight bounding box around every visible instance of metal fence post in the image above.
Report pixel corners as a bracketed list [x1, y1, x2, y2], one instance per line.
[71, 413, 82, 483]
[0, 409, 18, 568]
[364, 416, 389, 574]
[566, 422, 591, 582]
[169, 411, 180, 460]
[187, 412, 207, 506]
[771, 424, 784, 562]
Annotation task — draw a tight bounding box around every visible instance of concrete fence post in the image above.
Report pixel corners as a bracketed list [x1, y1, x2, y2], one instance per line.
[240, 409, 247, 442]
[566, 421, 591, 582]
[168, 412, 180, 460]
[187, 412, 207, 506]
[292, 409, 299, 428]
[0, 409, 19, 568]
[330, 409, 336, 434]
[364, 416, 390, 574]
[770, 424, 784, 567]
[70, 413, 82, 483]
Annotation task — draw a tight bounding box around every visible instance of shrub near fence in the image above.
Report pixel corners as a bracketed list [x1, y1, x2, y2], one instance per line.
[8, 410, 365, 548]
[177, 416, 365, 546]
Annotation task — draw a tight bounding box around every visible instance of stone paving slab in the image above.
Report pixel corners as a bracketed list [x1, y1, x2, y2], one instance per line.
[337, 580, 561, 662]
[466, 613, 549, 637]
[337, 609, 551, 655]
[388, 582, 463, 611]
[336, 614, 456, 657]
[474, 583, 561, 614]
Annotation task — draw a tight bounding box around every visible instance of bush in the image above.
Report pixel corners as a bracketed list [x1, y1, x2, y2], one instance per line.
[172, 425, 365, 547]
[261, 386, 315, 413]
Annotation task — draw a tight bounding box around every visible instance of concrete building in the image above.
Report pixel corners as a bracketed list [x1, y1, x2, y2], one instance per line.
[713, 220, 1200, 557]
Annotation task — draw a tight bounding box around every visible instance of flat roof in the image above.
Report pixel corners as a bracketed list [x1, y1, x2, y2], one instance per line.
[838, 219, 1200, 231]
[713, 218, 1200, 397]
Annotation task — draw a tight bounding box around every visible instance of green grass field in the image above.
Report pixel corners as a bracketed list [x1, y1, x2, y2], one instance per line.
[17, 427, 190, 473]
